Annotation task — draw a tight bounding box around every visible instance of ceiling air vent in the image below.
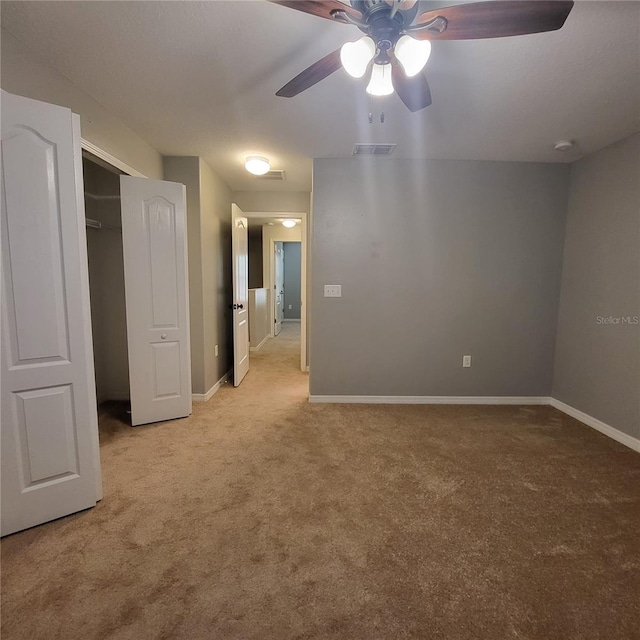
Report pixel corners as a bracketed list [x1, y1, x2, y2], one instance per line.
[257, 169, 285, 181]
[353, 143, 397, 157]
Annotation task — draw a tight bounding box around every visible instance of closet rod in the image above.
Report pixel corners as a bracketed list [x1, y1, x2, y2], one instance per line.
[85, 218, 122, 232]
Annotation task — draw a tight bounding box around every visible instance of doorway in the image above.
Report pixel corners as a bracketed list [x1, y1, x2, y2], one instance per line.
[83, 155, 130, 408]
[242, 213, 308, 374]
[282, 242, 302, 325]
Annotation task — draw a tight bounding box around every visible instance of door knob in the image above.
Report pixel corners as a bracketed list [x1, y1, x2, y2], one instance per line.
[161, 334, 167, 340]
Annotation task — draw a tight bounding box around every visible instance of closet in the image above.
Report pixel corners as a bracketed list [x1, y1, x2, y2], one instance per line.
[83, 156, 130, 404]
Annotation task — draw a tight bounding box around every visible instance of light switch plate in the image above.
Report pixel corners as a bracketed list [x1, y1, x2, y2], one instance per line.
[324, 284, 342, 298]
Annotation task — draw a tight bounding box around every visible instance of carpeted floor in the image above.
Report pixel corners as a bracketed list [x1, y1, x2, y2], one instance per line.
[2, 322, 639, 640]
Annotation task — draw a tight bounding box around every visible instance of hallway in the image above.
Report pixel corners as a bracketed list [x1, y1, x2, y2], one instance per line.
[2, 323, 639, 640]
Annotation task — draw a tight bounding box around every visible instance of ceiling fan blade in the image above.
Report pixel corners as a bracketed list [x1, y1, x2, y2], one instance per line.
[269, 0, 362, 22]
[276, 49, 342, 98]
[411, 1, 574, 40]
[391, 59, 432, 112]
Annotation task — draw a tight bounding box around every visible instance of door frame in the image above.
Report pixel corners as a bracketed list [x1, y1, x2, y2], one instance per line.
[245, 211, 308, 373]
[81, 139, 146, 178]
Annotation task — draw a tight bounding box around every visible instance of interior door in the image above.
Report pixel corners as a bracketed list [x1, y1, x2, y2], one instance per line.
[1, 91, 102, 536]
[231, 204, 249, 386]
[274, 242, 284, 336]
[120, 176, 192, 426]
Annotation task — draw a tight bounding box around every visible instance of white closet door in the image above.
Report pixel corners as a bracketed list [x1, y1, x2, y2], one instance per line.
[1, 91, 102, 537]
[231, 204, 249, 386]
[120, 176, 192, 426]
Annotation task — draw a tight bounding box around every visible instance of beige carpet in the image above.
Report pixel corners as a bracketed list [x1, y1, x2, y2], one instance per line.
[2, 322, 639, 640]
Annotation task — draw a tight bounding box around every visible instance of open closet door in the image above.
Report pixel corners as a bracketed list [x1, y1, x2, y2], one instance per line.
[120, 177, 192, 426]
[1, 91, 102, 536]
[231, 204, 249, 386]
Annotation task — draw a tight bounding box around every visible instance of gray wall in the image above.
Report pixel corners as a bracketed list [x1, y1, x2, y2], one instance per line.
[248, 227, 263, 289]
[284, 242, 302, 320]
[553, 134, 640, 438]
[1, 29, 163, 179]
[311, 158, 570, 397]
[233, 191, 310, 215]
[199, 159, 233, 392]
[163, 156, 233, 395]
[84, 158, 129, 403]
[163, 157, 205, 393]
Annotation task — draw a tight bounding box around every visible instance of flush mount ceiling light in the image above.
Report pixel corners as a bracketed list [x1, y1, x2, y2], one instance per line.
[554, 140, 574, 151]
[282, 219, 297, 228]
[271, 0, 575, 112]
[245, 156, 270, 176]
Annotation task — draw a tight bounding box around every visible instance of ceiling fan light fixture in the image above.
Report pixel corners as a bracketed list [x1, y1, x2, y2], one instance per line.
[366, 63, 394, 97]
[340, 36, 376, 78]
[394, 35, 431, 77]
[245, 155, 270, 175]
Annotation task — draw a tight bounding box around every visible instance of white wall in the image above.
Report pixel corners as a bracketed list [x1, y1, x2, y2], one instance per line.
[1, 29, 163, 179]
[249, 289, 269, 349]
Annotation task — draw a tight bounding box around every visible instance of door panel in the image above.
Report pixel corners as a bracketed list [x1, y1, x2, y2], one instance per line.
[146, 197, 179, 326]
[232, 204, 249, 386]
[1, 90, 101, 536]
[3, 129, 70, 364]
[120, 177, 191, 426]
[16, 386, 78, 485]
[152, 342, 182, 397]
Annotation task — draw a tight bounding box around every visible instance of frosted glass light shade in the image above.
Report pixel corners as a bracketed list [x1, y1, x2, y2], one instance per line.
[340, 36, 376, 78]
[394, 35, 431, 77]
[245, 156, 270, 175]
[282, 220, 296, 228]
[366, 63, 394, 96]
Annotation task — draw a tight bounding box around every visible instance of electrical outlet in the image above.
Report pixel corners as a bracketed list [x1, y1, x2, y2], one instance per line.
[463, 355, 471, 368]
[288, 304, 292, 309]
[215, 345, 219, 357]
[324, 284, 342, 298]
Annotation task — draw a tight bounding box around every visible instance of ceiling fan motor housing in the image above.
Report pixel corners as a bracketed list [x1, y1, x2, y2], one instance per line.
[350, 0, 418, 60]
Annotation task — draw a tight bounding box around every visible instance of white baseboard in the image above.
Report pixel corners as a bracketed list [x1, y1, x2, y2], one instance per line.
[308, 395, 550, 405]
[550, 398, 640, 453]
[192, 369, 232, 402]
[249, 334, 269, 352]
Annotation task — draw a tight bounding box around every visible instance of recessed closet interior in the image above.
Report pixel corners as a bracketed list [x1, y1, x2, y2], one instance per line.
[83, 155, 130, 405]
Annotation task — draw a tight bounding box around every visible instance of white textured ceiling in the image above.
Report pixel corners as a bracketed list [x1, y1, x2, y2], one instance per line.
[2, 1, 639, 191]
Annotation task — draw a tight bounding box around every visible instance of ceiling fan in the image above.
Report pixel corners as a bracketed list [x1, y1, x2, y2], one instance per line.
[270, 0, 574, 111]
